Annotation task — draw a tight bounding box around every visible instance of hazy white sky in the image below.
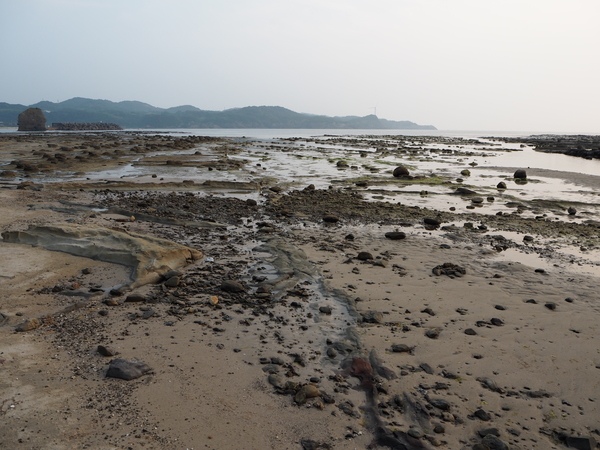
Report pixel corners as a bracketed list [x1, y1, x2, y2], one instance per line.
[2, 0, 599, 132]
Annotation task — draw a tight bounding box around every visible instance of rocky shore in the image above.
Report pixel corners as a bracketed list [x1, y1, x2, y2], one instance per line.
[497, 135, 600, 160]
[1, 133, 599, 450]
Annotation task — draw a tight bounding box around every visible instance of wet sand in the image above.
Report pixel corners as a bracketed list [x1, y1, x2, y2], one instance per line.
[1, 133, 599, 450]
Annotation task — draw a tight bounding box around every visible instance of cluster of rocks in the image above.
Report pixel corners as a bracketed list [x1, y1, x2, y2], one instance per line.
[431, 262, 467, 277]
[98, 190, 262, 226]
[500, 135, 600, 160]
[0, 133, 223, 178]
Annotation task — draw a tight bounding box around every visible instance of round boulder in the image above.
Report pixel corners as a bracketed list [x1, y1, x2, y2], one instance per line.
[513, 169, 527, 179]
[393, 165, 410, 177]
[357, 251, 374, 261]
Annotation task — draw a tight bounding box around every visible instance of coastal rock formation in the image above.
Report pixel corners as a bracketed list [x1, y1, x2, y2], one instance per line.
[2, 224, 202, 290]
[17, 107, 46, 131]
[501, 135, 600, 160]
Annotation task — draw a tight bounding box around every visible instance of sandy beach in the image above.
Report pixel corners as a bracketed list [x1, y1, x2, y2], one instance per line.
[1, 132, 599, 450]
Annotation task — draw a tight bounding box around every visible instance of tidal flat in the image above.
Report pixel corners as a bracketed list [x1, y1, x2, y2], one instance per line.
[1, 131, 599, 449]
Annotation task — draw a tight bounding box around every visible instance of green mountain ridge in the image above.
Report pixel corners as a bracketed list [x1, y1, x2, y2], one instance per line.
[0, 97, 436, 130]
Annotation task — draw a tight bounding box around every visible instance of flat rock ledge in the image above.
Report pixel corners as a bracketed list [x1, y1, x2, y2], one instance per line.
[2, 224, 202, 289]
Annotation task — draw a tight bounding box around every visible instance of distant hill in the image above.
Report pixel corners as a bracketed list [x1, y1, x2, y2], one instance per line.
[0, 97, 436, 130]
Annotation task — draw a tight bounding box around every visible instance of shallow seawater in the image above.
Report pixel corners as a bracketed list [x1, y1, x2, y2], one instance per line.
[8, 132, 600, 225]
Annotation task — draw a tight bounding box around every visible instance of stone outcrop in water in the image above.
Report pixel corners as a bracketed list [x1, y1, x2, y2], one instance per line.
[17, 108, 46, 131]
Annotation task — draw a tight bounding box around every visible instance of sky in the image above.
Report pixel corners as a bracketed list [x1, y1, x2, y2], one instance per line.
[2, 0, 599, 132]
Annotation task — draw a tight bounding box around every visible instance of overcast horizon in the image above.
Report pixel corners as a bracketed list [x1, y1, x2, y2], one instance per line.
[2, 0, 599, 133]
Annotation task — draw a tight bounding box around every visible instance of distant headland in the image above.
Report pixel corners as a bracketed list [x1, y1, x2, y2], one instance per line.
[0, 97, 436, 130]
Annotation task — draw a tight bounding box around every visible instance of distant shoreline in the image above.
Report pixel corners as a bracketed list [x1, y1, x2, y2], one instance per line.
[1, 97, 436, 130]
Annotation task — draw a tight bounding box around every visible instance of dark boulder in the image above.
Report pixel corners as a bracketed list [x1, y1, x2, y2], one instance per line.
[424, 217, 441, 228]
[564, 435, 596, 450]
[390, 343, 412, 353]
[428, 397, 451, 410]
[473, 408, 491, 421]
[357, 251, 374, 260]
[453, 187, 478, 196]
[392, 165, 410, 177]
[221, 279, 245, 293]
[514, 169, 527, 179]
[385, 231, 406, 240]
[18, 108, 46, 131]
[106, 358, 152, 380]
[482, 434, 509, 450]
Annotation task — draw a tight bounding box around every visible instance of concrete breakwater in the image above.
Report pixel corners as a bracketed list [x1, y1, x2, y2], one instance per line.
[51, 122, 123, 131]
